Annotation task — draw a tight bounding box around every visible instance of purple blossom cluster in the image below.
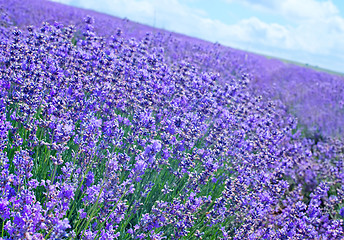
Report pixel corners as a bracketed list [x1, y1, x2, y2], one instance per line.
[0, 0, 343, 239]
[3, 0, 344, 138]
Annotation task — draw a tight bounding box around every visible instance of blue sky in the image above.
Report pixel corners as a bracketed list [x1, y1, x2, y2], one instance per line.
[51, 0, 344, 73]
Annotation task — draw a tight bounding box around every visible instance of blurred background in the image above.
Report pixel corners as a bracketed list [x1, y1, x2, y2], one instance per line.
[51, 0, 344, 74]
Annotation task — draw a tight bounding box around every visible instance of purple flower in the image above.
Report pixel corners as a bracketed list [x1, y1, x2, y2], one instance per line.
[151, 140, 162, 152]
[339, 208, 344, 217]
[83, 184, 104, 205]
[12, 150, 33, 182]
[0, 198, 10, 219]
[78, 208, 87, 219]
[27, 179, 39, 189]
[85, 171, 95, 187]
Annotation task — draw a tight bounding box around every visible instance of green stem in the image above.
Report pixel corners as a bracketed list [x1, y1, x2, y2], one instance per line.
[186, 202, 215, 238]
[67, 167, 90, 220]
[77, 185, 105, 239]
[44, 227, 54, 239]
[1, 219, 4, 238]
[95, 189, 128, 239]
[50, 164, 57, 183]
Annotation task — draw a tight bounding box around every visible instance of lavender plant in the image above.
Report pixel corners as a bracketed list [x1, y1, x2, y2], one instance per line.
[0, 1, 343, 239]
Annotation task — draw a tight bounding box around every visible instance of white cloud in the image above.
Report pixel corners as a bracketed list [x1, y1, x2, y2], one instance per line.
[229, 0, 339, 21]
[51, 0, 73, 3]
[281, 0, 338, 20]
[224, 0, 344, 58]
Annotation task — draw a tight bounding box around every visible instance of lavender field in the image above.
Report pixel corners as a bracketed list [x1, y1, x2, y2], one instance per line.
[1, 0, 344, 239]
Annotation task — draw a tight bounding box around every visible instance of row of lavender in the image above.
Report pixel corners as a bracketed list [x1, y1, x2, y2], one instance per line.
[2, 0, 344, 138]
[150, 35, 344, 138]
[0, 0, 344, 239]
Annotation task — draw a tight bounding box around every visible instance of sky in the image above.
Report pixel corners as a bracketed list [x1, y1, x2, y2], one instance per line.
[50, 0, 344, 73]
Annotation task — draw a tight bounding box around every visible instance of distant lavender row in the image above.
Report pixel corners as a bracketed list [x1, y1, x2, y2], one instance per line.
[149, 35, 344, 138]
[0, 1, 344, 239]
